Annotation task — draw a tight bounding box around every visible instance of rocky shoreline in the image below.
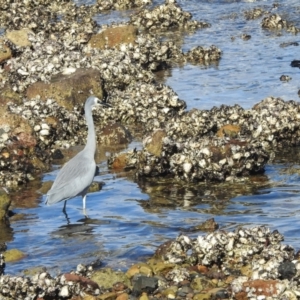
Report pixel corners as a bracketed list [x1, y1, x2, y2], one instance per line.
[1, 0, 300, 298]
[2, 223, 300, 299]
[0, 0, 299, 191]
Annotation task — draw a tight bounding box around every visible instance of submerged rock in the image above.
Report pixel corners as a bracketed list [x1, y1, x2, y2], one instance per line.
[0, 190, 10, 220]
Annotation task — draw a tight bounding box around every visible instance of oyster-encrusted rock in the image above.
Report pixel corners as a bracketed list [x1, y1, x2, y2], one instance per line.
[7, 97, 106, 150]
[185, 45, 222, 64]
[101, 82, 186, 132]
[0, 262, 100, 299]
[109, 96, 300, 182]
[244, 7, 267, 20]
[130, 0, 210, 32]
[262, 13, 300, 34]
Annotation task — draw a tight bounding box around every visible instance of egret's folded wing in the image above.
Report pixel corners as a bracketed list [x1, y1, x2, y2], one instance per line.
[46, 153, 96, 204]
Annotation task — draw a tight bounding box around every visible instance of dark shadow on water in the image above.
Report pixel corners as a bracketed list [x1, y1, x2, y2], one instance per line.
[51, 217, 111, 237]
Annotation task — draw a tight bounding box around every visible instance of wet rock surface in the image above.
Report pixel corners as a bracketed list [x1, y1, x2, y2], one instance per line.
[1, 0, 300, 295]
[2, 0, 297, 188]
[1, 225, 300, 299]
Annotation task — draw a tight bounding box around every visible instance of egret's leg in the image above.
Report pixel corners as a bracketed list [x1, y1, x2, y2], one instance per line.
[82, 195, 88, 218]
[63, 200, 67, 212]
[82, 195, 86, 210]
[62, 201, 70, 224]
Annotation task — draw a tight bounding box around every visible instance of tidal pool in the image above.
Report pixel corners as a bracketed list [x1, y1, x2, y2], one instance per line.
[3, 0, 300, 275]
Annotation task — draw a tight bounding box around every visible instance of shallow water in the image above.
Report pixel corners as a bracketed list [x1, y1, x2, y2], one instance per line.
[3, 0, 300, 275]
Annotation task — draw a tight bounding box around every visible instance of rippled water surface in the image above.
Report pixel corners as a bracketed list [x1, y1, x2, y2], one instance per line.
[4, 0, 300, 275]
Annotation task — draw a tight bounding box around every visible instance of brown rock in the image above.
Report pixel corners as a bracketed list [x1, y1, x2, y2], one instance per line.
[196, 265, 209, 275]
[144, 129, 167, 157]
[242, 279, 282, 297]
[0, 190, 10, 220]
[38, 181, 53, 195]
[113, 282, 128, 293]
[188, 218, 219, 232]
[64, 273, 100, 290]
[0, 94, 47, 184]
[0, 94, 32, 137]
[110, 153, 128, 170]
[26, 68, 104, 110]
[217, 124, 241, 138]
[126, 263, 153, 279]
[6, 28, 33, 47]
[88, 25, 137, 49]
[0, 39, 12, 63]
[99, 123, 132, 146]
[116, 293, 129, 300]
[98, 291, 117, 300]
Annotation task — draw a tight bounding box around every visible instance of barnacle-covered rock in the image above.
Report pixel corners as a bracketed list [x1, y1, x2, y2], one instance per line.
[95, 0, 152, 11]
[108, 96, 300, 182]
[125, 33, 184, 71]
[185, 45, 222, 64]
[153, 224, 297, 299]
[262, 13, 300, 34]
[244, 7, 266, 20]
[144, 135, 268, 181]
[3, 28, 155, 92]
[130, 0, 210, 32]
[0, 95, 50, 186]
[245, 97, 300, 148]
[7, 97, 106, 150]
[0, 262, 100, 299]
[102, 82, 186, 132]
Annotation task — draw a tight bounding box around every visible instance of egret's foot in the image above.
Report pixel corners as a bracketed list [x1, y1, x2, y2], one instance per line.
[83, 208, 89, 218]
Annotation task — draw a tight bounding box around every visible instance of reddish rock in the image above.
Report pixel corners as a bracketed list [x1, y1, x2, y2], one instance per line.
[64, 273, 100, 290]
[110, 153, 129, 170]
[239, 279, 282, 298]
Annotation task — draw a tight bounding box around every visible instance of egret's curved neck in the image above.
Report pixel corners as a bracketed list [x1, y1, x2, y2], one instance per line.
[84, 106, 96, 156]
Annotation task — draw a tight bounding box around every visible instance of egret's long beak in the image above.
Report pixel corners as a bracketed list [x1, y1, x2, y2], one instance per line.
[99, 101, 111, 107]
[95, 97, 111, 107]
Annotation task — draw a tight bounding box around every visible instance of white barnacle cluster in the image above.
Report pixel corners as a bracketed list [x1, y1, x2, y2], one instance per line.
[185, 45, 222, 64]
[261, 13, 300, 33]
[7, 98, 85, 149]
[130, 0, 210, 32]
[0, 263, 98, 299]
